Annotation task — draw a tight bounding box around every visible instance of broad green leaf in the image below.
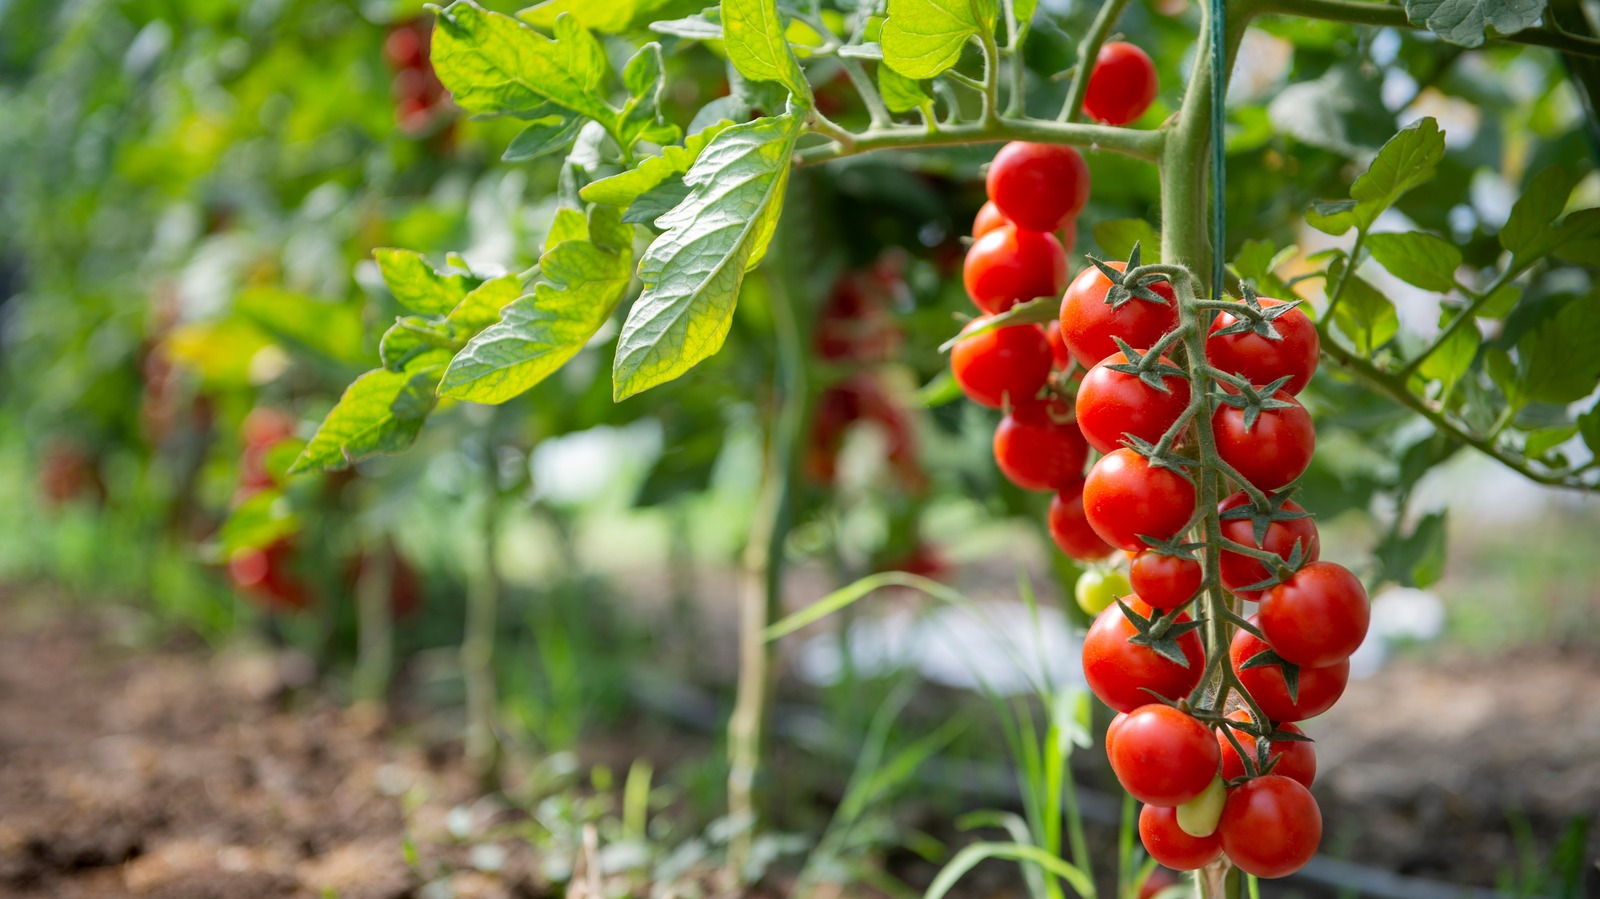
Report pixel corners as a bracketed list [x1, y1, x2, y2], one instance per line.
[1525, 426, 1577, 458]
[1366, 231, 1462, 292]
[235, 287, 367, 365]
[503, 110, 585, 160]
[1416, 322, 1479, 390]
[582, 120, 735, 207]
[1541, 208, 1600, 265]
[1376, 510, 1447, 588]
[1267, 65, 1394, 158]
[650, 12, 723, 39]
[290, 351, 452, 472]
[613, 113, 804, 400]
[545, 206, 590, 249]
[1480, 282, 1521, 318]
[1306, 118, 1445, 236]
[1513, 295, 1600, 405]
[1230, 239, 1298, 298]
[447, 274, 523, 331]
[380, 316, 461, 371]
[1330, 264, 1399, 354]
[374, 248, 470, 315]
[881, 0, 997, 80]
[518, 0, 677, 32]
[722, 0, 813, 104]
[1500, 165, 1581, 258]
[878, 64, 932, 114]
[439, 208, 635, 403]
[432, 1, 616, 126]
[1484, 346, 1522, 409]
[1404, 0, 1545, 47]
[1093, 219, 1162, 264]
[1578, 403, 1600, 456]
[624, 179, 693, 225]
[620, 43, 675, 148]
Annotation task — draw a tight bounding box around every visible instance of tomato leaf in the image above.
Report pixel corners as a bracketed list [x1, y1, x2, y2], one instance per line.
[1416, 321, 1479, 390]
[373, 248, 472, 316]
[612, 113, 804, 400]
[290, 350, 452, 472]
[1267, 65, 1394, 158]
[1093, 219, 1163, 266]
[1329, 262, 1400, 354]
[1305, 117, 1445, 236]
[881, 0, 998, 80]
[1577, 402, 1600, 456]
[878, 64, 933, 115]
[431, 1, 617, 127]
[581, 120, 735, 208]
[650, 11, 723, 39]
[722, 0, 813, 106]
[1500, 165, 1583, 260]
[1365, 231, 1462, 292]
[1511, 294, 1600, 405]
[440, 207, 634, 403]
[1376, 510, 1448, 588]
[518, 0, 678, 33]
[1404, 0, 1545, 48]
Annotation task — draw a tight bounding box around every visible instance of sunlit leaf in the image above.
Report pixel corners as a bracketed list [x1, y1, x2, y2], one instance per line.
[374, 248, 471, 316]
[291, 351, 452, 472]
[1365, 231, 1462, 292]
[581, 120, 735, 207]
[1305, 118, 1445, 236]
[1405, 0, 1545, 47]
[431, 1, 617, 126]
[722, 0, 812, 104]
[881, 0, 997, 80]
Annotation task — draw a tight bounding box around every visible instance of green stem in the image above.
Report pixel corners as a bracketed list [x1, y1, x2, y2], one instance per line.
[1002, 0, 1027, 117]
[1244, 0, 1600, 58]
[352, 542, 395, 705]
[1398, 266, 1518, 379]
[1059, 0, 1136, 122]
[464, 419, 504, 783]
[798, 116, 1166, 166]
[1321, 230, 1365, 327]
[979, 30, 1003, 123]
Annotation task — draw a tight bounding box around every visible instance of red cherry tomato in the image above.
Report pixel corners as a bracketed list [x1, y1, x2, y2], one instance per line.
[228, 539, 310, 611]
[1212, 390, 1315, 491]
[992, 397, 1089, 491]
[1059, 261, 1179, 369]
[1216, 491, 1320, 597]
[1230, 622, 1348, 722]
[1129, 550, 1203, 610]
[242, 407, 296, 449]
[963, 225, 1069, 314]
[972, 200, 1009, 239]
[1082, 449, 1195, 552]
[1048, 483, 1115, 562]
[1084, 42, 1159, 126]
[1218, 775, 1322, 878]
[1105, 710, 1130, 762]
[1258, 561, 1370, 667]
[1109, 704, 1220, 806]
[1082, 597, 1204, 712]
[1075, 352, 1191, 454]
[1045, 320, 1073, 369]
[1207, 298, 1320, 396]
[985, 142, 1090, 233]
[384, 24, 427, 70]
[1216, 709, 1316, 787]
[1139, 804, 1222, 871]
[949, 320, 1052, 409]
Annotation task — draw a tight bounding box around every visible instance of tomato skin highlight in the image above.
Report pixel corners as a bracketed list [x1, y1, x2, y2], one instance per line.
[963, 224, 1070, 314]
[1082, 597, 1204, 712]
[1212, 390, 1315, 491]
[1140, 804, 1223, 871]
[1129, 550, 1204, 610]
[949, 320, 1053, 409]
[985, 142, 1091, 232]
[1059, 261, 1180, 369]
[1084, 42, 1159, 126]
[1258, 561, 1370, 667]
[992, 398, 1089, 491]
[1048, 482, 1116, 562]
[1230, 621, 1349, 722]
[1217, 709, 1317, 787]
[1217, 491, 1320, 597]
[1109, 704, 1221, 806]
[1218, 775, 1322, 878]
[1076, 351, 1191, 455]
[1207, 297, 1320, 396]
[1082, 449, 1196, 552]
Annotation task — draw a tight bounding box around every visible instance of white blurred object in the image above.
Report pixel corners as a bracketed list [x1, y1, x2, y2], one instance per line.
[1370, 586, 1447, 642]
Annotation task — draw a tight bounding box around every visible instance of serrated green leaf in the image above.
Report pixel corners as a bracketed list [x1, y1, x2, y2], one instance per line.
[722, 0, 812, 104]
[881, 0, 997, 80]
[1480, 283, 1521, 319]
[1513, 295, 1600, 405]
[624, 179, 694, 225]
[1331, 264, 1399, 354]
[1500, 165, 1582, 258]
[1542, 208, 1600, 265]
[447, 274, 523, 331]
[503, 109, 585, 161]
[440, 208, 634, 403]
[1417, 321, 1479, 390]
[878, 64, 932, 114]
[1305, 118, 1445, 236]
[650, 12, 723, 39]
[374, 248, 470, 315]
[1525, 426, 1577, 457]
[1093, 220, 1162, 264]
[581, 120, 735, 207]
[291, 351, 452, 472]
[1365, 231, 1462, 292]
[1404, 0, 1545, 47]
[612, 113, 804, 400]
[432, 1, 617, 127]
[380, 316, 460, 371]
[518, 0, 676, 32]
[1578, 403, 1600, 455]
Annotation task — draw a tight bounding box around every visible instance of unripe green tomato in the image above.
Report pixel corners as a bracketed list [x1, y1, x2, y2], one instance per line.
[1177, 773, 1227, 838]
[1075, 568, 1131, 615]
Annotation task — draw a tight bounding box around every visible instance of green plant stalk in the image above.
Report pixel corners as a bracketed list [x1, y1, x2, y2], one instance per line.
[797, 117, 1166, 166]
[1058, 0, 1136, 122]
[352, 543, 395, 705]
[464, 423, 503, 782]
[1398, 264, 1520, 378]
[725, 267, 807, 882]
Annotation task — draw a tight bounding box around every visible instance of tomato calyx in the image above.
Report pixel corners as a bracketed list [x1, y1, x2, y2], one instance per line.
[1114, 596, 1208, 668]
[1218, 486, 1312, 549]
[1237, 645, 1303, 703]
[1105, 338, 1192, 393]
[1088, 243, 1176, 310]
[1210, 374, 1296, 431]
[1206, 283, 1306, 342]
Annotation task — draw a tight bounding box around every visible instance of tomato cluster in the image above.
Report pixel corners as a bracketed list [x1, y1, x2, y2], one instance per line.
[384, 18, 449, 135]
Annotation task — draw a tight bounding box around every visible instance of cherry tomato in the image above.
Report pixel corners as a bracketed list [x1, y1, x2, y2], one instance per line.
[228, 539, 310, 611]
[1258, 561, 1370, 667]
[1076, 567, 1131, 615]
[1075, 351, 1191, 454]
[384, 24, 427, 70]
[993, 397, 1089, 491]
[1059, 261, 1179, 369]
[1083, 42, 1159, 126]
[1140, 804, 1222, 871]
[1105, 710, 1130, 762]
[1082, 449, 1195, 552]
[972, 200, 1009, 239]
[1129, 550, 1203, 610]
[1217, 492, 1320, 597]
[1230, 622, 1348, 722]
[1217, 775, 1322, 878]
[1082, 597, 1204, 712]
[963, 224, 1070, 314]
[949, 320, 1052, 409]
[1207, 298, 1320, 396]
[985, 142, 1090, 233]
[1109, 704, 1220, 806]
[1216, 709, 1316, 787]
[1045, 320, 1073, 369]
[1048, 482, 1116, 562]
[1212, 390, 1315, 491]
